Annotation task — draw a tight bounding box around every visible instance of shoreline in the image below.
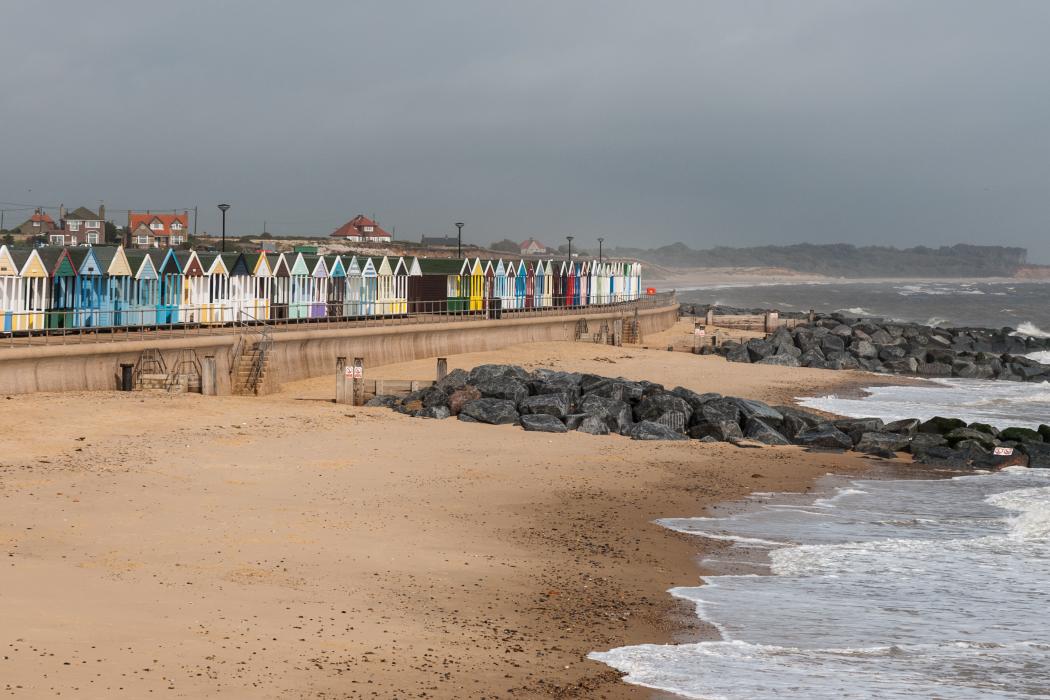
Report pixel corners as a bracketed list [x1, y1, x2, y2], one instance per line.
[0, 340, 917, 698]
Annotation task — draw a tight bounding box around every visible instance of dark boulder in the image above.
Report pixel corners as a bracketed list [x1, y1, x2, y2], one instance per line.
[365, 395, 401, 408]
[725, 343, 752, 363]
[435, 368, 469, 393]
[627, 421, 689, 441]
[578, 394, 634, 434]
[459, 398, 520, 425]
[968, 422, 1000, 437]
[577, 416, 611, 435]
[634, 393, 693, 424]
[520, 414, 568, 433]
[746, 338, 775, 362]
[855, 432, 911, 454]
[918, 416, 967, 435]
[757, 354, 800, 367]
[468, 364, 530, 384]
[908, 433, 948, 457]
[917, 362, 953, 377]
[420, 386, 450, 409]
[472, 377, 528, 404]
[562, 413, 588, 430]
[694, 398, 742, 427]
[884, 418, 921, 435]
[794, 426, 853, 450]
[1000, 427, 1043, 444]
[670, 387, 721, 411]
[731, 399, 784, 427]
[586, 378, 645, 404]
[1020, 442, 1050, 468]
[519, 393, 572, 418]
[745, 418, 791, 445]
[945, 427, 996, 448]
[688, 420, 744, 442]
[417, 405, 451, 419]
[883, 358, 919, 374]
[851, 339, 878, 359]
[821, 334, 846, 354]
[799, 348, 827, 367]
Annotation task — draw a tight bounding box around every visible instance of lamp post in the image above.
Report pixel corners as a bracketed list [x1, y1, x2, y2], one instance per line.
[455, 222, 464, 259]
[598, 237, 604, 263]
[217, 203, 231, 252]
[566, 235, 574, 261]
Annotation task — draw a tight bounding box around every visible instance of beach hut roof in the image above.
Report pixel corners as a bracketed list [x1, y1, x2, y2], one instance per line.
[125, 249, 158, 280]
[310, 255, 329, 278]
[75, 247, 104, 276]
[418, 258, 464, 275]
[288, 252, 310, 276]
[345, 255, 362, 275]
[377, 256, 393, 275]
[37, 247, 77, 277]
[9, 248, 47, 277]
[203, 253, 229, 276]
[393, 256, 408, 275]
[248, 251, 272, 277]
[361, 257, 377, 276]
[0, 246, 18, 276]
[327, 255, 346, 277]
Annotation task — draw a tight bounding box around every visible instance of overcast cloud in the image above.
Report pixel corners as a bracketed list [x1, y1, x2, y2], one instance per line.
[3, 1, 1048, 260]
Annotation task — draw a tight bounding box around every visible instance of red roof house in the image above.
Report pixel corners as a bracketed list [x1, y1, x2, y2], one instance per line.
[520, 238, 547, 255]
[127, 211, 190, 248]
[330, 214, 392, 243]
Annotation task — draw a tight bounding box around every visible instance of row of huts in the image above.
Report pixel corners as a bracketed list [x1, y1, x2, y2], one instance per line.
[0, 246, 644, 331]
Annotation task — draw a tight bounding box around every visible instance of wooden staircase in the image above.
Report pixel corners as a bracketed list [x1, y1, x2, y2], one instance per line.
[232, 328, 276, 395]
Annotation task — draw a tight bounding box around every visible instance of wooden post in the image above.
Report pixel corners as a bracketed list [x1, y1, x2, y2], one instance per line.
[201, 356, 216, 395]
[809, 309, 816, 323]
[436, 357, 448, 381]
[352, 357, 364, 406]
[764, 310, 779, 333]
[336, 356, 348, 404]
[705, 308, 715, 326]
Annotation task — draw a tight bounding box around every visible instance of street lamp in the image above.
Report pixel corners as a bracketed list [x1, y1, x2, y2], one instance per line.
[217, 203, 231, 252]
[455, 222, 464, 259]
[598, 237, 604, 263]
[566, 235, 574, 261]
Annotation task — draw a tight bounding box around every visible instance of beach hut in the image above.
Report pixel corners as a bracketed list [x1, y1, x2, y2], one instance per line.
[287, 252, 312, 319]
[409, 257, 465, 313]
[470, 258, 486, 312]
[576, 261, 590, 307]
[360, 257, 378, 316]
[309, 255, 329, 318]
[524, 260, 536, 309]
[326, 255, 346, 318]
[75, 246, 134, 327]
[123, 250, 159, 326]
[219, 252, 260, 322]
[37, 248, 77, 329]
[173, 250, 206, 324]
[150, 248, 183, 325]
[0, 246, 22, 332]
[533, 260, 547, 309]
[513, 260, 528, 310]
[268, 253, 291, 320]
[375, 256, 398, 316]
[343, 256, 363, 317]
[196, 253, 230, 324]
[245, 251, 272, 321]
[3, 248, 48, 331]
[493, 260, 509, 310]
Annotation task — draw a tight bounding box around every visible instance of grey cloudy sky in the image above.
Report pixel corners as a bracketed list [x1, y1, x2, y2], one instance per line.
[3, 1, 1049, 260]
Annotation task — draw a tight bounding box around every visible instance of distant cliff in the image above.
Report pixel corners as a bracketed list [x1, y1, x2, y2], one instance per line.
[611, 243, 1028, 277]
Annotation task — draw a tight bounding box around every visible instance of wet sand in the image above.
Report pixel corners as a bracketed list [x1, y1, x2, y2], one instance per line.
[0, 338, 908, 698]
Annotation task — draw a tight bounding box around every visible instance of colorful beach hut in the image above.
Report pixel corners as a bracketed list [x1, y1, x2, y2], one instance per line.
[268, 253, 290, 320]
[2, 248, 48, 331]
[408, 257, 466, 313]
[309, 255, 329, 318]
[74, 246, 133, 327]
[326, 255, 346, 317]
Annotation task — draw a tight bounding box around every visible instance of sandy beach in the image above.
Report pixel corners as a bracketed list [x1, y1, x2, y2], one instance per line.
[0, 335, 911, 698]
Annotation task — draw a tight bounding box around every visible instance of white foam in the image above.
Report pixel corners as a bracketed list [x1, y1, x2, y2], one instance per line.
[1014, 321, 1050, 339]
[1026, 350, 1050, 365]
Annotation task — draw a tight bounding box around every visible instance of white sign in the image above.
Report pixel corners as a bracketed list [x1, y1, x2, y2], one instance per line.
[353, 366, 363, 379]
[993, 447, 1014, 456]
[344, 366, 354, 377]
[693, 328, 706, 337]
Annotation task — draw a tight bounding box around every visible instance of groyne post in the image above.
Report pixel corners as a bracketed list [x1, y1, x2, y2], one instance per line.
[705, 309, 715, 326]
[436, 357, 448, 381]
[352, 357, 364, 406]
[201, 356, 216, 396]
[336, 356, 349, 404]
[764, 310, 779, 333]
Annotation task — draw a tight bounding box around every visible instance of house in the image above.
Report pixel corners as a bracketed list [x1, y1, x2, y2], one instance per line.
[56, 205, 106, 246]
[330, 214, 392, 243]
[127, 211, 190, 248]
[520, 238, 547, 255]
[420, 234, 460, 248]
[13, 209, 59, 241]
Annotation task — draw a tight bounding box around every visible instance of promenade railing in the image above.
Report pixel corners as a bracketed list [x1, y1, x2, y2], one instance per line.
[0, 291, 677, 349]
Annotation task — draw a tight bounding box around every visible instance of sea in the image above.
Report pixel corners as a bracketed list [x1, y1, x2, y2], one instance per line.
[590, 280, 1050, 699]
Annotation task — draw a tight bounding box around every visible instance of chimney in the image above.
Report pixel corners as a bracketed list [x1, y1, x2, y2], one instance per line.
[59, 204, 66, 223]
[99, 202, 105, 222]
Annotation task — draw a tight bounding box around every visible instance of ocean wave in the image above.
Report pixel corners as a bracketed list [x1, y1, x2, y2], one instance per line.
[1014, 321, 1050, 339]
[1027, 351, 1050, 364]
[986, 486, 1050, 540]
[835, 307, 872, 316]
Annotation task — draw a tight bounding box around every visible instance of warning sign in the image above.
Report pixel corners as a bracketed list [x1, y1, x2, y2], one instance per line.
[993, 447, 1014, 456]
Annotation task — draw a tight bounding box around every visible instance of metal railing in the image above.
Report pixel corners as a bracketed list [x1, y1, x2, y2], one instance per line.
[0, 291, 677, 349]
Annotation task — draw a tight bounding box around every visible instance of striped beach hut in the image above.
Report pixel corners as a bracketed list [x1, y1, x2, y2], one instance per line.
[151, 248, 183, 325]
[247, 251, 273, 321]
[2, 248, 48, 331]
[287, 252, 312, 319]
[268, 253, 291, 320]
[73, 246, 133, 327]
[124, 250, 159, 326]
[326, 255, 346, 318]
[309, 255, 329, 318]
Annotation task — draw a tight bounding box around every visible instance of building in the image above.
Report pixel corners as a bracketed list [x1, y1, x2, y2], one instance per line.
[330, 214, 392, 243]
[127, 211, 190, 248]
[53, 205, 106, 246]
[420, 234, 460, 247]
[13, 208, 59, 241]
[520, 238, 547, 255]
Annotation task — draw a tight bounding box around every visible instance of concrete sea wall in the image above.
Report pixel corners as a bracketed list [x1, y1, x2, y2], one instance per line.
[0, 303, 678, 395]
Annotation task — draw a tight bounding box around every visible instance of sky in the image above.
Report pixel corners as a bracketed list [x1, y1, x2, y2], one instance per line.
[2, 1, 1049, 261]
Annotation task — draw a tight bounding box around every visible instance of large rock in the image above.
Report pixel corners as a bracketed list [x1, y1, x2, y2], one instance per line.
[799, 348, 827, 367]
[731, 399, 784, 427]
[883, 418, 921, 435]
[851, 339, 878, 359]
[577, 416, 611, 435]
[519, 393, 572, 418]
[634, 393, 693, 424]
[694, 398, 742, 427]
[688, 419, 744, 442]
[365, 395, 401, 408]
[1000, 427, 1044, 444]
[794, 426, 853, 450]
[448, 385, 482, 415]
[459, 398, 519, 425]
[585, 378, 644, 404]
[419, 386, 450, 409]
[821, 334, 846, 354]
[1020, 442, 1050, 468]
[520, 413, 568, 433]
[745, 418, 790, 445]
[918, 416, 967, 435]
[757, 354, 800, 367]
[627, 421, 689, 441]
[670, 387, 721, 411]
[908, 433, 948, 457]
[746, 338, 775, 362]
[725, 344, 751, 363]
[435, 368, 469, 393]
[578, 394, 634, 434]
[945, 427, 996, 448]
[468, 364, 530, 384]
[855, 432, 911, 454]
[417, 405, 451, 419]
[472, 377, 528, 405]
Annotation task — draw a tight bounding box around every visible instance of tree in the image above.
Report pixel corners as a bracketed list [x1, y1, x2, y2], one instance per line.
[490, 238, 519, 253]
[2, 233, 13, 246]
